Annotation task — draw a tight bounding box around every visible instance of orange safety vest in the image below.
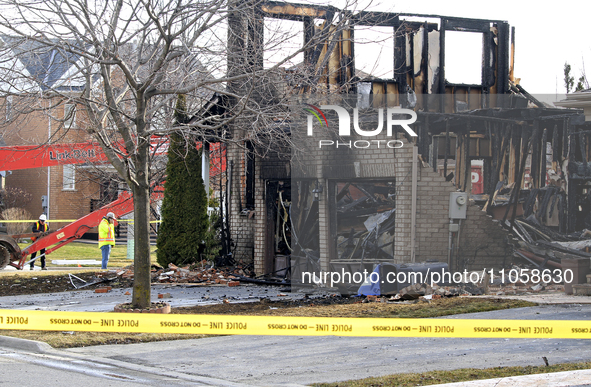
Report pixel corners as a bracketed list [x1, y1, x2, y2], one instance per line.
[98, 218, 115, 247]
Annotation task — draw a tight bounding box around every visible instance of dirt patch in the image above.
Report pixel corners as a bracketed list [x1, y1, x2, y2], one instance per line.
[0, 271, 133, 296]
[174, 295, 357, 315]
[173, 297, 535, 318]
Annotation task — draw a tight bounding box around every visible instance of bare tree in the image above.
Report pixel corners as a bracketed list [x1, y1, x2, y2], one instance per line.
[0, 0, 371, 308]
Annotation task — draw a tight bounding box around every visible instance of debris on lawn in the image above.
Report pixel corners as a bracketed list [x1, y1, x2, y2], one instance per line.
[386, 282, 482, 301]
[69, 273, 116, 289]
[114, 261, 254, 286]
[94, 286, 112, 293]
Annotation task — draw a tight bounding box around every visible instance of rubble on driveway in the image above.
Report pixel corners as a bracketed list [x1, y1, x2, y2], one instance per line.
[360, 267, 567, 303]
[387, 282, 485, 301]
[114, 261, 252, 286]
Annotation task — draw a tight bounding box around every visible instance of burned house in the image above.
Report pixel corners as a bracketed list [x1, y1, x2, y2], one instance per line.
[221, 2, 590, 284]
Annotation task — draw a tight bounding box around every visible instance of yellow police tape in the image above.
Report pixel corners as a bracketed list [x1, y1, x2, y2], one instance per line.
[0, 309, 590, 338]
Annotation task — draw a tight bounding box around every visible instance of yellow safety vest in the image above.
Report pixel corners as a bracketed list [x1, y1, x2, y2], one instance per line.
[31, 221, 48, 242]
[98, 218, 115, 247]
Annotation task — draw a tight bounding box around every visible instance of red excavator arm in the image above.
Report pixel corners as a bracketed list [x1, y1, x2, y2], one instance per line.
[0, 140, 226, 176]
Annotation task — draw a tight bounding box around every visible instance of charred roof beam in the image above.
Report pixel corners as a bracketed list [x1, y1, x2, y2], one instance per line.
[260, 1, 338, 21]
[444, 18, 491, 33]
[349, 11, 399, 27]
[397, 13, 506, 25]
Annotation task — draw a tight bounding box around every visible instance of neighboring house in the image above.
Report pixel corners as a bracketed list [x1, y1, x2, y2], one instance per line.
[0, 37, 107, 230]
[556, 89, 591, 121]
[223, 2, 591, 280]
[0, 36, 223, 237]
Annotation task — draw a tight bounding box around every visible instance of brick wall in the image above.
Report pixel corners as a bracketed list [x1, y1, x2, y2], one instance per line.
[395, 140, 513, 271]
[458, 205, 514, 271]
[48, 164, 101, 230]
[227, 140, 254, 263]
[393, 143, 414, 263]
[253, 160, 265, 274]
[3, 97, 101, 229]
[5, 168, 48, 220]
[7, 163, 102, 231]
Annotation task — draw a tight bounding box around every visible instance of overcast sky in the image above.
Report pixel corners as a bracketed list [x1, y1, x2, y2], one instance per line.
[291, 0, 590, 100]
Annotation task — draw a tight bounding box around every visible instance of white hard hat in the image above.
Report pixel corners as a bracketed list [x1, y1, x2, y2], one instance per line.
[106, 212, 116, 219]
[39, 214, 47, 221]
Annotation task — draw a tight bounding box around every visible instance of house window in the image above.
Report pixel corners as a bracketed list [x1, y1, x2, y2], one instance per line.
[444, 31, 483, 85]
[64, 103, 76, 128]
[354, 26, 394, 79]
[63, 164, 75, 190]
[264, 18, 303, 69]
[357, 82, 372, 109]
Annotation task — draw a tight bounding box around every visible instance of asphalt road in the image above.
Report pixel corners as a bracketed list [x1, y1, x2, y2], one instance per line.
[2, 286, 591, 386]
[59, 304, 591, 386]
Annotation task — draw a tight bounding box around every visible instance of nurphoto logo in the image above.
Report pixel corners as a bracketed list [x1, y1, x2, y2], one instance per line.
[304, 104, 418, 149]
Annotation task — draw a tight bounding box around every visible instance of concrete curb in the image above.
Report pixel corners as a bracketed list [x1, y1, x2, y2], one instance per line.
[44, 346, 254, 387]
[478, 294, 591, 304]
[0, 335, 52, 353]
[262, 384, 309, 387]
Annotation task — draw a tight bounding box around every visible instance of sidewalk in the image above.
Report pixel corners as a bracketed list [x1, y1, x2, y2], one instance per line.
[479, 293, 591, 304]
[2, 265, 101, 271]
[428, 369, 591, 386]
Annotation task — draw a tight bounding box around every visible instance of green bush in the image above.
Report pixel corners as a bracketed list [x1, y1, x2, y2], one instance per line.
[2, 207, 32, 241]
[157, 95, 209, 267]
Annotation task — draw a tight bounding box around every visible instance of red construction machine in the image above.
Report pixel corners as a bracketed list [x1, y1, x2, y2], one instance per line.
[0, 142, 139, 270]
[0, 192, 136, 270]
[0, 140, 226, 270]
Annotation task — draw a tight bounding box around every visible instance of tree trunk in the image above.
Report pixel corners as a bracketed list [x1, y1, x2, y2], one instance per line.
[132, 183, 151, 308]
[131, 127, 152, 309]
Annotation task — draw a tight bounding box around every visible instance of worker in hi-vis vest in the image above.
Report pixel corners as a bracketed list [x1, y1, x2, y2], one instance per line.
[99, 212, 116, 269]
[30, 214, 49, 270]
